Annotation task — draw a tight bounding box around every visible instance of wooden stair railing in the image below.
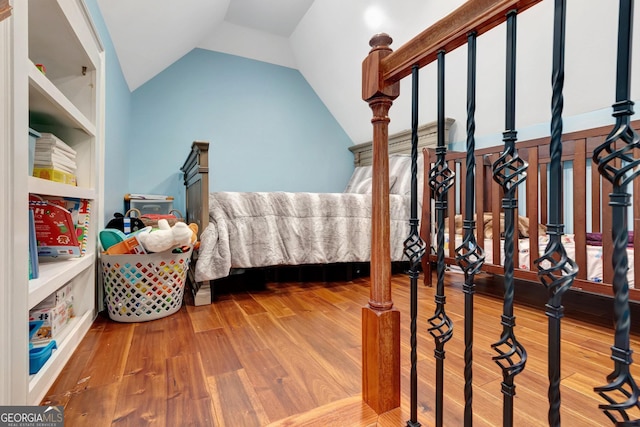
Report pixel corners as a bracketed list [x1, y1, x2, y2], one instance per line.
[361, 0, 639, 425]
[361, 0, 544, 417]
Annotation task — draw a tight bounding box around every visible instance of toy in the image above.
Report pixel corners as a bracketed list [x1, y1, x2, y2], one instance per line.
[104, 235, 147, 255]
[188, 223, 198, 244]
[99, 229, 126, 251]
[137, 219, 196, 253]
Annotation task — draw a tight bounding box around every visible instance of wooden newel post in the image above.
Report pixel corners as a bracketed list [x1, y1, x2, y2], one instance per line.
[361, 33, 401, 414]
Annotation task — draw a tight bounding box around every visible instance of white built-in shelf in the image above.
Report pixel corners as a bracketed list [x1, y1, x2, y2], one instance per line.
[28, 62, 95, 136]
[28, 310, 94, 404]
[28, 0, 99, 79]
[4, 0, 104, 406]
[28, 176, 96, 200]
[28, 254, 96, 310]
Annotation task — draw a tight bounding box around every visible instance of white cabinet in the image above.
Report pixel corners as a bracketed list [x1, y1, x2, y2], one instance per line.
[1, 0, 104, 405]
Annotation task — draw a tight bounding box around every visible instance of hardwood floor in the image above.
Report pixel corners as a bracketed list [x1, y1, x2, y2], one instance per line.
[42, 270, 640, 426]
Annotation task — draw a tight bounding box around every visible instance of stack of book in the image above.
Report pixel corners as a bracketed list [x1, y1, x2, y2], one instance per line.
[32, 133, 77, 185]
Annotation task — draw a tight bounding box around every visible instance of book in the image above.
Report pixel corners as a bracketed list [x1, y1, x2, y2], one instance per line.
[76, 199, 91, 256]
[34, 139, 78, 174]
[31, 195, 91, 257]
[29, 199, 80, 257]
[33, 159, 76, 175]
[34, 146, 76, 160]
[28, 209, 39, 279]
[34, 151, 77, 169]
[35, 133, 76, 157]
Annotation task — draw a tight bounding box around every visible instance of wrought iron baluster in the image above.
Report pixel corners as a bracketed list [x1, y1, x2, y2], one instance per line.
[592, 0, 640, 424]
[405, 64, 425, 427]
[533, 2, 578, 426]
[490, 10, 527, 427]
[427, 50, 454, 427]
[454, 31, 485, 427]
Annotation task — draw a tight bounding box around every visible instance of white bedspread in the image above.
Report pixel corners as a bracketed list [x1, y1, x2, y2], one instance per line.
[195, 191, 412, 282]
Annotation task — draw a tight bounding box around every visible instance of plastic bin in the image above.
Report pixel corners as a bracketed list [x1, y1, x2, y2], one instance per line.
[124, 194, 174, 215]
[29, 341, 57, 375]
[101, 248, 191, 322]
[28, 128, 41, 176]
[28, 320, 43, 349]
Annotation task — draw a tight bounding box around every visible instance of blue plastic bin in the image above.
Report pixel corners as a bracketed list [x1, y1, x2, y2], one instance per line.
[29, 340, 57, 375]
[28, 320, 43, 350]
[28, 128, 41, 176]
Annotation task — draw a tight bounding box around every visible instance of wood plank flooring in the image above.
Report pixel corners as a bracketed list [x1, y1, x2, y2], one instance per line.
[42, 270, 640, 426]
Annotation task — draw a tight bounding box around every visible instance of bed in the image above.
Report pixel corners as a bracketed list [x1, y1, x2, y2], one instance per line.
[181, 120, 451, 306]
[420, 122, 640, 302]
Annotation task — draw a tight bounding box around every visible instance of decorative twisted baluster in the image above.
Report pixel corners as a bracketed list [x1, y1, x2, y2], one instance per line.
[427, 50, 454, 427]
[491, 138, 528, 427]
[592, 1, 640, 424]
[405, 64, 425, 427]
[533, 1, 578, 426]
[491, 10, 527, 427]
[454, 31, 485, 427]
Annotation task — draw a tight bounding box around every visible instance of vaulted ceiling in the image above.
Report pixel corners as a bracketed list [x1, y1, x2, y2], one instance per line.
[96, 0, 467, 143]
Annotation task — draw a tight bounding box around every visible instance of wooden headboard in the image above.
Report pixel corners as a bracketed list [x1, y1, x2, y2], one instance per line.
[180, 141, 209, 239]
[349, 118, 454, 166]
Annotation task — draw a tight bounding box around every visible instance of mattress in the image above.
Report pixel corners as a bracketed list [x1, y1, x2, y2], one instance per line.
[439, 233, 635, 288]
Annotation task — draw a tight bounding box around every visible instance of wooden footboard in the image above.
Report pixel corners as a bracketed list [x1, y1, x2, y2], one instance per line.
[180, 141, 211, 306]
[422, 121, 640, 302]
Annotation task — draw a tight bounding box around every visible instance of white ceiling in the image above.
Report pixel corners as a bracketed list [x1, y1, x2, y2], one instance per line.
[97, 0, 315, 91]
[96, 0, 468, 144]
[225, 0, 314, 37]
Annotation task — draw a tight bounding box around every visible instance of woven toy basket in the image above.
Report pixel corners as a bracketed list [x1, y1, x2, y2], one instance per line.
[101, 247, 192, 322]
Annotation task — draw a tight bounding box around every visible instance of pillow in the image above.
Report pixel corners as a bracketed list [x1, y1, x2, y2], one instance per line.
[344, 166, 372, 193]
[388, 155, 411, 194]
[444, 213, 548, 239]
[344, 166, 397, 194]
[388, 153, 425, 196]
[346, 175, 397, 194]
[483, 213, 548, 239]
[351, 177, 372, 193]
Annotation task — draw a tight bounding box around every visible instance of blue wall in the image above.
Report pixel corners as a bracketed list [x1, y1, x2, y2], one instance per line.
[82, 3, 356, 218]
[85, 0, 132, 224]
[128, 48, 354, 213]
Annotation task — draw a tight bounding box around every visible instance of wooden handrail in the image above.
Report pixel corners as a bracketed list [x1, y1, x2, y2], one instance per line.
[381, 0, 542, 84]
[0, 0, 11, 23]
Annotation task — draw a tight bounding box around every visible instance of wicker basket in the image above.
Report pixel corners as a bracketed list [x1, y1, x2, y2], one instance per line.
[101, 247, 191, 322]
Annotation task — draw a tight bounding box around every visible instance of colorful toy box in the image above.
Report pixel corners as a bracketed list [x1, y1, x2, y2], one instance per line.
[29, 285, 74, 345]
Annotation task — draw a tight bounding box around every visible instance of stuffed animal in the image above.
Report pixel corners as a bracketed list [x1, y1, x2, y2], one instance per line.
[137, 219, 195, 253]
[188, 223, 198, 244]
